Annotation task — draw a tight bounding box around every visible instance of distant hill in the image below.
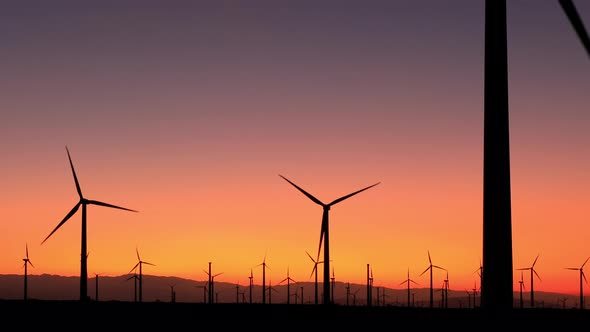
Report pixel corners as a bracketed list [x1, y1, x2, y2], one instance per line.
[0, 273, 580, 308]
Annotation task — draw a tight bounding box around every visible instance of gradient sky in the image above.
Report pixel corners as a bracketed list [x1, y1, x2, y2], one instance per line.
[1, 0, 589, 297]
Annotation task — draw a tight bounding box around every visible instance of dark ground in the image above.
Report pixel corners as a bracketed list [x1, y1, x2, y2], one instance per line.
[2, 300, 588, 329]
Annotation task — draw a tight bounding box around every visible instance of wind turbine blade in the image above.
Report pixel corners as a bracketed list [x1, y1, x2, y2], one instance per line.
[305, 250, 316, 263]
[559, 0, 590, 57]
[532, 254, 540, 267]
[128, 262, 140, 274]
[309, 264, 317, 279]
[279, 175, 324, 206]
[213, 272, 224, 277]
[428, 250, 432, 265]
[582, 256, 590, 268]
[583, 271, 588, 284]
[533, 269, 542, 281]
[41, 203, 80, 244]
[143, 261, 156, 266]
[26, 243, 29, 259]
[420, 266, 430, 276]
[65, 146, 83, 199]
[317, 215, 326, 259]
[136, 247, 141, 261]
[432, 265, 446, 271]
[328, 182, 380, 206]
[28, 260, 35, 268]
[565, 267, 579, 270]
[86, 200, 138, 212]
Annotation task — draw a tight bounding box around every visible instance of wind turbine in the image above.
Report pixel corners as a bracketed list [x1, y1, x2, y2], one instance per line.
[267, 278, 279, 304]
[22, 243, 34, 301]
[517, 254, 541, 308]
[481, 0, 589, 312]
[255, 253, 270, 304]
[279, 267, 297, 304]
[196, 283, 207, 303]
[126, 273, 139, 302]
[564, 256, 589, 309]
[94, 273, 102, 302]
[419, 250, 446, 309]
[330, 267, 336, 304]
[443, 271, 450, 308]
[203, 262, 223, 304]
[399, 268, 419, 308]
[518, 270, 525, 309]
[248, 268, 253, 304]
[129, 247, 155, 303]
[169, 284, 176, 303]
[280, 174, 380, 305]
[41, 146, 138, 301]
[306, 250, 324, 305]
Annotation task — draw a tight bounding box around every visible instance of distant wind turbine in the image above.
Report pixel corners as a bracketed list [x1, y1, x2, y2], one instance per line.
[41, 146, 138, 301]
[517, 254, 541, 308]
[255, 253, 270, 304]
[22, 243, 34, 301]
[564, 256, 589, 310]
[330, 267, 336, 304]
[306, 250, 324, 305]
[518, 271, 525, 309]
[203, 262, 223, 304]
[248, 268, 254, 304]
[169, 284, 176, 303]
[94, 273, 102, 302]
[129, 247, 155, 303]
[126, 273, 139, 302]
[420, 250, 446, 309]
[280, 174, 380, 305]
[399, 268, 419, 308]
[279, 267, 297, 304]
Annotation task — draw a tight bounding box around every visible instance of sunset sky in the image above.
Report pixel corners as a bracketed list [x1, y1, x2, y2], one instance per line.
[1, 0, 589, 298]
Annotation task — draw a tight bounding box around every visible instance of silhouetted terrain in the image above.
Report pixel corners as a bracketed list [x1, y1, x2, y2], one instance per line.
[0, 273, 582, 308]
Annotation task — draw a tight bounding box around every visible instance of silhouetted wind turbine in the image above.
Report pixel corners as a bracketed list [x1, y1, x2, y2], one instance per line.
[267, 278, 279, 304]
[518, 271, 525, 309]
[22, 243, 34, 301]
[129, 247, 155, 303]
[126, 273, 139, 302]
[306, 250, 324, 305]
[280, 174, 379, 305]
[248, 268, 253, 304]
[279, 267, 297, 304]
[94, 273, 102, 302]
[330, 267, 336, 304]
[481, 0, 589, 312]
[517, 254, 541, 308]
[399, 268, 419, 308]
[169, 284, 176, 303]
[443, 271, 450, 308]
[41, 146, 138, 301]
[352, 288, 360, 306]
[255, 253, 270, 304]
[564, 256, 589, 309]
[204, 262, 223, 304]
[196, 283, 207, 303]
[420, 250, 446, 309]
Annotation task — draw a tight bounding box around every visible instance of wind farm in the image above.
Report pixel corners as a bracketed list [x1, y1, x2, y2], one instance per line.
[1, 0, 590, 328]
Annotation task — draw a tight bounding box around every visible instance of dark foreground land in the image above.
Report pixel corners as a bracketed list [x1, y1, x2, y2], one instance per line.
[2, 300, 589, 329]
